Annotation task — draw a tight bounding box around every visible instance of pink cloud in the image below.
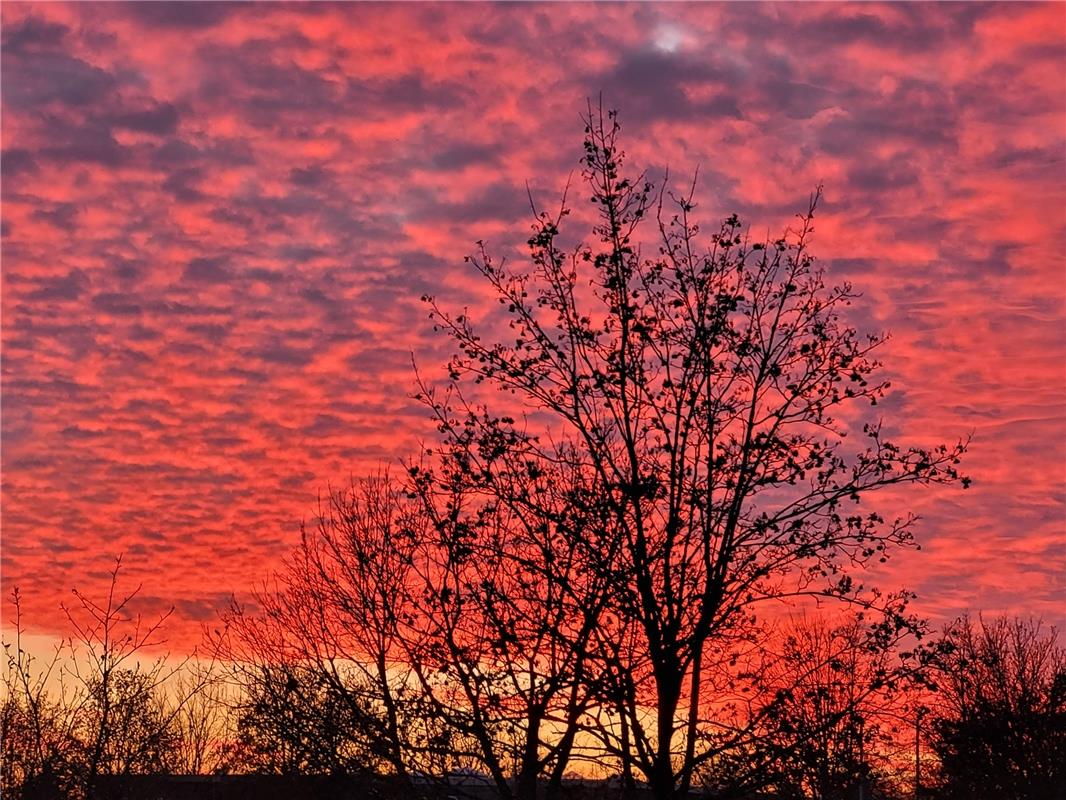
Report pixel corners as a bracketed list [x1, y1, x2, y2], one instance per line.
[2, 1, 1063, 649]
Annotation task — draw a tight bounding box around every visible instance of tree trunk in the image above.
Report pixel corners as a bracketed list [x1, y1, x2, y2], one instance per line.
[650, 665, 684, 800]
[515, 706, 544, 800]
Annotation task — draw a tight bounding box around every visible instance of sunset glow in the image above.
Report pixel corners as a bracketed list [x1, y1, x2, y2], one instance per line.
[2, 0, 1064, 653]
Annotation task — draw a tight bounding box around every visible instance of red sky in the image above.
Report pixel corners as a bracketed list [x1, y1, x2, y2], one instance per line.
[2, 2, 1064, 651]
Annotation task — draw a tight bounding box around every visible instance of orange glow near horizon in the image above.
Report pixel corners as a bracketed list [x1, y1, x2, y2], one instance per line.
[2, 2, 1063, 652]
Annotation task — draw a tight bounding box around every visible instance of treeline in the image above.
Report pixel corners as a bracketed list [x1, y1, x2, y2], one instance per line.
[3, 105, 1063, 799]
[1, 570, 225, 798]
[4, 569, 1062, 800]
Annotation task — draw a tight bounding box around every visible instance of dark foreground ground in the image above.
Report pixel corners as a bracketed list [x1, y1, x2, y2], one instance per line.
[81, 774, 872, 800]
[90, 775, 674, 800]
[89, 774, 671, 800]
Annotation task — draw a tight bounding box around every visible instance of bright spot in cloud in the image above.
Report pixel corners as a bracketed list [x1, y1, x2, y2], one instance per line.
[652, 23, 684, 54]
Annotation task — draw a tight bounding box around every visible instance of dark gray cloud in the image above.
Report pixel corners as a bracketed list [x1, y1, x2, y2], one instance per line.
[345, 73, 466, 114]
[762, 81, 837, 121]
[846, 159, 921, 194]
[430, 141, 503, 171]
[113, 102, 181, 135]
[122, 1, 246, 30]
[248, 340, 316, 367]
[598, 48, 743, 123]
[2, 149, 41, 178]
[25, 270, 88, 302]
[31, 202, 79, 230]
[182, 256, 232, 284]
[412, 180, 531, 225]
[162, 168, 206, 202]
[37, 118, 129, 167]
[1, 15, 70, 53]
[288, 165, 331, 188]
[817, 81, 960, 155]
[91, 292, 144, 316]
[2, 51, 116, 108]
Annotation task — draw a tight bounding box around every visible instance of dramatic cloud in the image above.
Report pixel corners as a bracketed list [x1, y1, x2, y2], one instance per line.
[2, 1, 1063, 648]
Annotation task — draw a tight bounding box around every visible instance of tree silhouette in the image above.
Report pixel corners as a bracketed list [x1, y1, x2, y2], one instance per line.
[216, 480, 425, 782]
[702, 613, 937, 799]
[1, 559, 212, 800]
[212, 101, 972, 800]
[2, 610, 85, 800]
[419, 101, 968, 799]
[404, 456, 613, 800]
[225, 663, 387, 776]
[929, 615, 1065, 800]
[222, 474, 606, 799]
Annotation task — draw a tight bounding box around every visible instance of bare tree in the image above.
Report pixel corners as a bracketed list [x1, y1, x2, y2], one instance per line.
[2, 559, 214, 799]
[168, 663, 232, 775]
[222, 472, 606, 799]
[62, 565, 182, 793]
[929, 615, 1064, 800]
[213, 102, 970, 799]
[402, 460, 612, 800]
[217, 477, 438, 782]
[700, 612, 937, 799]
[2, 590, 85, 799]
[420, 102, 969, 799]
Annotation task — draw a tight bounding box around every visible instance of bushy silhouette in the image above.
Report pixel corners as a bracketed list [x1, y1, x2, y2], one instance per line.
[929, 616, 1064, 800]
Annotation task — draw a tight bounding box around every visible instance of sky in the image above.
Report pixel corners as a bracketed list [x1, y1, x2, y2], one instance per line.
[2, 1, 1064, 652]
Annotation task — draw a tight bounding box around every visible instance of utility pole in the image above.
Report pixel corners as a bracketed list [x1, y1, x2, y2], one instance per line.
[857, 714, 866, 800]
[914, 706, 924, 800]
